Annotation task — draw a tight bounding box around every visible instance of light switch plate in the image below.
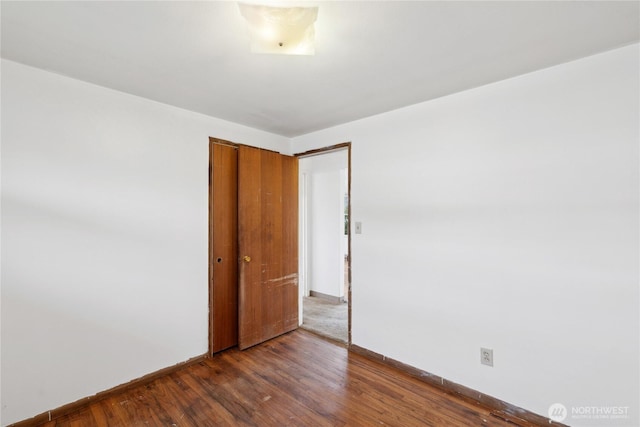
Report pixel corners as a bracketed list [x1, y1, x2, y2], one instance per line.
[355, 222, 362, 234]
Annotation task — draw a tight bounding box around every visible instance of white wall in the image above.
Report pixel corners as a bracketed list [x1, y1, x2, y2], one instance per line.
[299, 150, 348, 299]
[309, 170, 342, 297]
[291, 44, 639, 426]
[0, 60, 288, 426]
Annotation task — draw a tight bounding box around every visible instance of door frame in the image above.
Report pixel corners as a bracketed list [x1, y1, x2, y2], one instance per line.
[295, 142, 352, 344]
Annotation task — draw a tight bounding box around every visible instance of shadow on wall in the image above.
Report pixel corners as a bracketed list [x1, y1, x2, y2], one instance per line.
[1, 290, 177, 426]
[1, 194, 197, 426]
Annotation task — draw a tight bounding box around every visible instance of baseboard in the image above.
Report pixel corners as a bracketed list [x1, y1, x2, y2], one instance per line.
[9, 353, 208, 427]
[309, 290, 344, 304]
[348, 344, 566, 427]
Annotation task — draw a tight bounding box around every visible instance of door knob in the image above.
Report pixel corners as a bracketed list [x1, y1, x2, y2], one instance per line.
[243, 255, 251, 262]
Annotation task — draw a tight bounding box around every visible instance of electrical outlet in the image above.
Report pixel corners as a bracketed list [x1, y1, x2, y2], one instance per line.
[481, 348, 493, 367]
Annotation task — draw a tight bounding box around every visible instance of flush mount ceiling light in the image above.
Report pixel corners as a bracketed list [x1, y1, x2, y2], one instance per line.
[238, 3, 318, 55]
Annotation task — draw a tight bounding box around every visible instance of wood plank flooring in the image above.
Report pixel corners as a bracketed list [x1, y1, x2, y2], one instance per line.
[39, 330, 524, 426]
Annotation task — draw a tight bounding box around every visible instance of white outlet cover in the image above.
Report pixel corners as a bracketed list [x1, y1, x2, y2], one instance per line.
[481, 348, 494, 367]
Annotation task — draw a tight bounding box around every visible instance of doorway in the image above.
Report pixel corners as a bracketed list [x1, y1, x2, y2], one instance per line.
[296, 144, 351, 344]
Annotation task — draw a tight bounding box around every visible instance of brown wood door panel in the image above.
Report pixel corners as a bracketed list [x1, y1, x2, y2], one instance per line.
[280, 153, 299, 334]
[238, 145, 298, 350]
[210, 142, 238, 353]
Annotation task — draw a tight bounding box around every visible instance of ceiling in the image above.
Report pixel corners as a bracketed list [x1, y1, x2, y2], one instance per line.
[2, 1, 639, 138]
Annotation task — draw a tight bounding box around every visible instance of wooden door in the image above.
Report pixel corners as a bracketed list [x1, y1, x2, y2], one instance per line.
[210, 142, 239, 353]
[237, 145, 299, 350]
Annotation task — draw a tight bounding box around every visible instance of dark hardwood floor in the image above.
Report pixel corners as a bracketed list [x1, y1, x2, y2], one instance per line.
[38, 330, 524, 426]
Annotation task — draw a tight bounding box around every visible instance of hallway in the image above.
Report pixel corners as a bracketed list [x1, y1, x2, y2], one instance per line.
[301, 296, 348, 343]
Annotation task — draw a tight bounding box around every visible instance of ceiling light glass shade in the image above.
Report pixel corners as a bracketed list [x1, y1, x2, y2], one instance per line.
[238, 3, 318, 55]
